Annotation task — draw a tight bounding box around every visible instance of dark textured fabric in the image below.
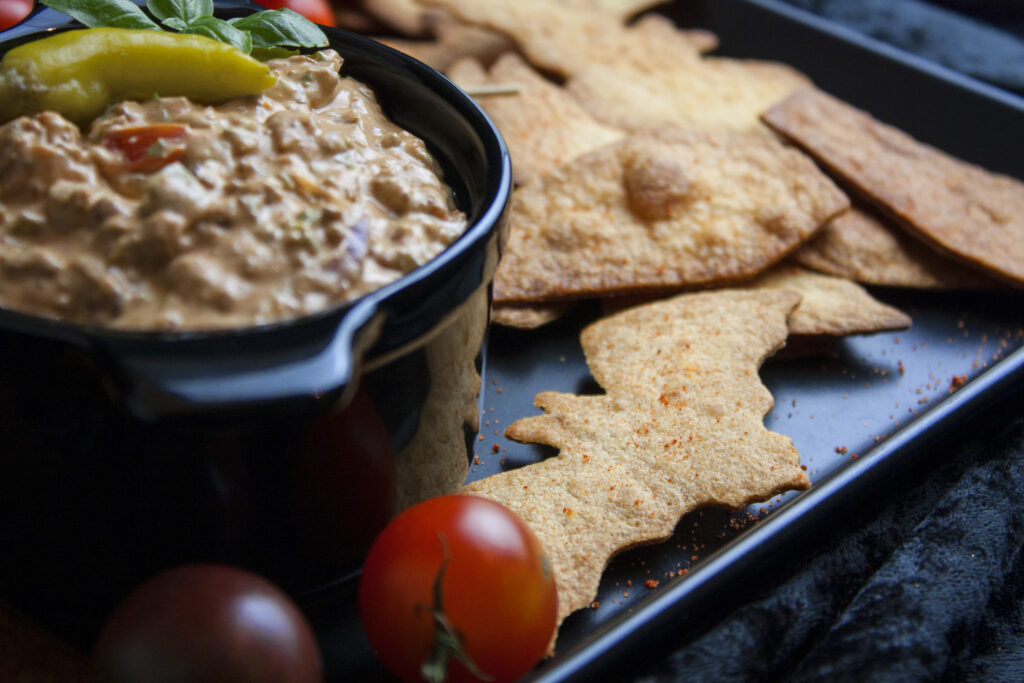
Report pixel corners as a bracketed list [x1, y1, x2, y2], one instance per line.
[777, 0, 1024, 95]
[634, 414, 1024, 682]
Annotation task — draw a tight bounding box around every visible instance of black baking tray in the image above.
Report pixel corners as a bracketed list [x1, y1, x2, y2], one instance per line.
[315, 0, 1024, 679]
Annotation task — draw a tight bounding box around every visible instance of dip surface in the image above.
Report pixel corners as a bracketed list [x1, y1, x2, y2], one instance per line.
[0, 51, 468, 330]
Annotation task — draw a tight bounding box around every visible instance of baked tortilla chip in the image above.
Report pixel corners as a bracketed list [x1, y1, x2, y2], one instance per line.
[448, 53, 625, 185]
[492, 127, 849, 303]
[378, 12, 514, 73]
[795, 206, 1000, 290]
[463, 289, 809, 636]
[602, 263, 912, 338]
[567, 57, 811, 134]
[762, 88, 1024, 286]
[364, 0, 434, 35]
[749, 264, 911, 336]
[421, 0, 715, 77]
[491, 301, 571, 329]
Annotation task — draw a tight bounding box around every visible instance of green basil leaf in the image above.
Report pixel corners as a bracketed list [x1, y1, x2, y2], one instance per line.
[39, 0, 161, 30]
[251, 46, 300, 62]
[183, 16, 253, 53]
[229, 9, 328, 49]
[147, 0, 213, 25]
[161, 16, 188, 31]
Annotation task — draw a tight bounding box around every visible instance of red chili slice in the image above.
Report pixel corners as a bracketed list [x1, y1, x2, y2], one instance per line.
[102, 124, 188, 173]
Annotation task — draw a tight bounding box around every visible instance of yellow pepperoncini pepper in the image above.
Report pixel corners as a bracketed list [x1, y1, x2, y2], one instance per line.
[0, 28, 277, 125]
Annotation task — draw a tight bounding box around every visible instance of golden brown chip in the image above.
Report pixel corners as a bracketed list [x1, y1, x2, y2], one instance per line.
[421, 0, 715, 77]
[377, 12, 514, 73]
[762, 88, 1024, 286]
[567, 57, 811, 134]
[492, 127, 849, 303]
[462, 289, 809, 636]
[363, 0, 434, 36]
[589, 0, 674, 20]
[448, 53, 625, 186]
[795, 207, 1001, 290]
[491, 301, 571, 329]
[601, 263, 912, 338]
[749, 263, 911, 336]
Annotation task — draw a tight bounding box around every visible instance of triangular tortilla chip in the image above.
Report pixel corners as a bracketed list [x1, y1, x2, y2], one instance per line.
[378, 14, 514, 73]
[762, 88, 1024, 286]
[448, 53, 625, 186]
[463, 289, 809, 636]
[567, 57, 811, 135]
[748, 263, 911, 336]
[493, 127, 849, 303]
[795, 206, 1004, 290]
[421, 0, 716, 77]
[602, 262, 912, 338]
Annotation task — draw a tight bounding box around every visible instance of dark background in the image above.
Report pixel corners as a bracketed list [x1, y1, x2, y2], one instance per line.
[780, 0, 1024, 95]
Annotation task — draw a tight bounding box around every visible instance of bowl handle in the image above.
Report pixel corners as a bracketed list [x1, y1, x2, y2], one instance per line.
[94, 299, 381, 421]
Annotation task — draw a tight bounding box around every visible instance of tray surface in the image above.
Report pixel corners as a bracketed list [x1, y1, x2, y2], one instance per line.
[461, 2, 1024, 681]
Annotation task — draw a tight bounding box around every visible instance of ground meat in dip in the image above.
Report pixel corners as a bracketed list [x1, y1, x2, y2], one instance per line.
[0, 50, 468, 330]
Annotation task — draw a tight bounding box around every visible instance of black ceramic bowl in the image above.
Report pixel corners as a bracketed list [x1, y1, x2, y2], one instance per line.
[0, 1, 511, 644]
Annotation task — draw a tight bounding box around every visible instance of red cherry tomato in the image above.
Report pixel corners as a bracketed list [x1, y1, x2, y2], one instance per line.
[358, 495, 558, 683]
[102, 124, 188, 173]
[253, 0, 335, 26]
[94, 564, 323, 683]
[0, 0, 33, 31]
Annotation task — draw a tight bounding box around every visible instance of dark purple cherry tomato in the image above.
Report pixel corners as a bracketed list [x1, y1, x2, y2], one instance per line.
[94, 564, 323, 683]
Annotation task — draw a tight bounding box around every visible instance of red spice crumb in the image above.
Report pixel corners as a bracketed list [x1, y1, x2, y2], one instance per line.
[950, 374, 968, 390]
[801, 464, 808, 471]
[591, 601, 600, 610]
[623, 591, 630, 598]
[680, 568, 688, 576]
[646, 580, 659, 589]
[835, 446, 848, 454]
[850, 454, 858, 460]
[491, 379, 498, 385]
[477, 434, 484, 441]
[473, 456, 482, 465]
[562, 507, 574, 515]
[691, 555, 698, 562]
[496, 387, 503, 394]
[626, 580, 632, 587]
[491, 444, 500, 453]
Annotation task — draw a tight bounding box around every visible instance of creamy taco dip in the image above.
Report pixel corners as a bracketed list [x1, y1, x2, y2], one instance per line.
[0, 50, 467, 330]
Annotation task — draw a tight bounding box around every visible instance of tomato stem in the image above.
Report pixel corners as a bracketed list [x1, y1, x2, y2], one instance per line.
[416, 534, 492, 683]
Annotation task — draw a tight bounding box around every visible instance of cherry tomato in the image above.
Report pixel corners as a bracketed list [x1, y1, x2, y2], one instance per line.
[358, 495, 558, 683]
[94, 564, 323, 683]
[102, 124, 188, 173]
[253, 0, 335, 26]
[0, 0, 33, 31]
